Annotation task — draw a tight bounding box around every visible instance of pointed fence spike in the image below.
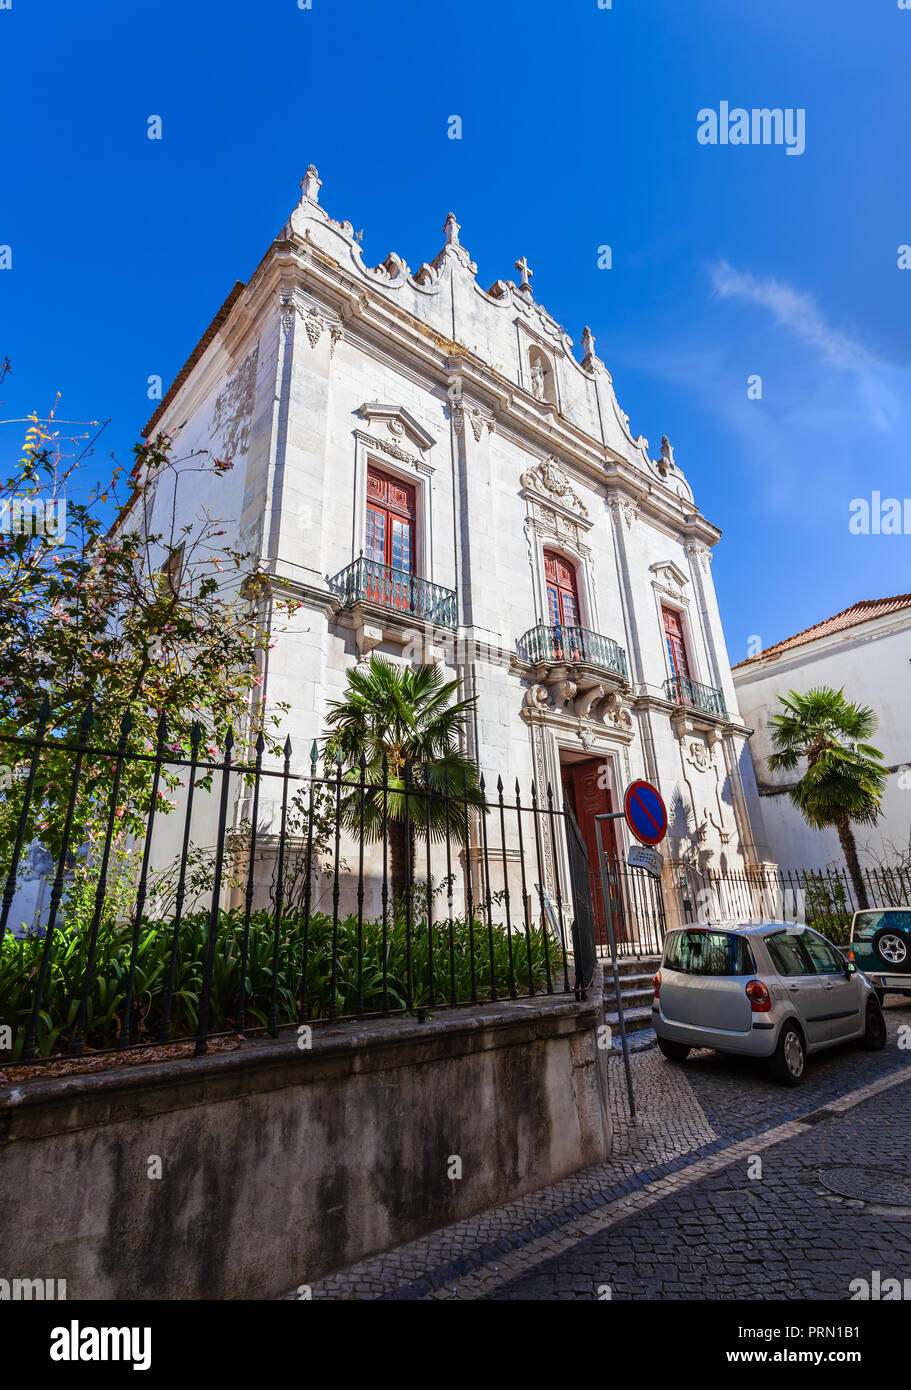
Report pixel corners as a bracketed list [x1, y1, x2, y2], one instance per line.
[283, 735, 292, 759]
[310, 739, 319, 766]
[157, 712, 168, 744]
[496, 775, 504, 794]
[224, 726, 235, 753]
[38, 694, 51, 723]
[255, 730, 266, 754]
[515, 778, 521, 797]
[119, 709, 133, 738]
[78, 700, 94, 733]
[479, 772, 486, 790]
[359, 750, 367, 770]
[190, 721, 203, 746]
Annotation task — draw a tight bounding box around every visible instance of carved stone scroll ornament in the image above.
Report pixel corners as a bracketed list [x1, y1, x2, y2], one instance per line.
[520, 456, 589, 520]
[524, 684, 551, 711]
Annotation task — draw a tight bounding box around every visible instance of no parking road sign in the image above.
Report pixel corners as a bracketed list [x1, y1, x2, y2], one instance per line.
[624, 779, 667, 847]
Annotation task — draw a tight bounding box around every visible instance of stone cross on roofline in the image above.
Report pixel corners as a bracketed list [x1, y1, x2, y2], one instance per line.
[514, 256, 533, 293]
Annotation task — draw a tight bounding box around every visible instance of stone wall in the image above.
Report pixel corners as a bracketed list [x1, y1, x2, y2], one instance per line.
[0, 975, 611, 1300]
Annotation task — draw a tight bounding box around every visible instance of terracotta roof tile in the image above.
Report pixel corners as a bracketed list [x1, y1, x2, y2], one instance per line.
[732, 593, 911, 669]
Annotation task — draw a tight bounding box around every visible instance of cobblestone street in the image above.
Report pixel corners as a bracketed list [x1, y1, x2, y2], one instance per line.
[294, 999, 911, 1301]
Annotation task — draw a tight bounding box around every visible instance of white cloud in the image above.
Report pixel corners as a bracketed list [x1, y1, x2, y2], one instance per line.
[709, 260, 877, 371]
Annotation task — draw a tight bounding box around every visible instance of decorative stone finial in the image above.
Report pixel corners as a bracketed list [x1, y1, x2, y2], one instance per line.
[515, 256, 534, 293]
[660, 435, 676, 470]
[301, 166, 322, 203]
[444, 212, 461, 246]
[581, 326, 596, 358]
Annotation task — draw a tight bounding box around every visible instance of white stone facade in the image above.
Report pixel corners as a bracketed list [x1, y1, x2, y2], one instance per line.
[733, 603, 911, 871]
[138, 168, 767, 911]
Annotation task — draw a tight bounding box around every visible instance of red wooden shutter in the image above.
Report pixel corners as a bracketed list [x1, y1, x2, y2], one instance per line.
[543, 551, 580, 628]
[662, 606, 690, 679]
[365, 466, 416, 573]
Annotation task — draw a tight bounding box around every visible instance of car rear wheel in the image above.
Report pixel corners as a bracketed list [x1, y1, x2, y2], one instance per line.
[862, 998, 887, 1051]
[871, 928, 910, 969]
[770, 1022, 805, 1086]
[657, 1036, 690, 1063]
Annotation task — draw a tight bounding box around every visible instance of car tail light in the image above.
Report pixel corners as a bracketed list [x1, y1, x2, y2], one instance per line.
[653, 970, 661, 999]
[746, 979, 771, 1013]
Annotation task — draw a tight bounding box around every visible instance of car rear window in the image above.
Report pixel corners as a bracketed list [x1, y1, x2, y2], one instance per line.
[852, 910, 911, 941]
[663, 929, 755, 976]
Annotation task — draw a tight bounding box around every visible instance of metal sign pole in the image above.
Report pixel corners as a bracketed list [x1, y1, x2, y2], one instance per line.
[595, 813, 636, 1121]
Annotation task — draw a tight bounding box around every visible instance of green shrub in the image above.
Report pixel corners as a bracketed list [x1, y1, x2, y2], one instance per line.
[0, 904, 563, 1060]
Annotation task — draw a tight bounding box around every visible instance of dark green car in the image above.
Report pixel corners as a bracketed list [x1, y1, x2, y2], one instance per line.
[850, 909, 911, 1003]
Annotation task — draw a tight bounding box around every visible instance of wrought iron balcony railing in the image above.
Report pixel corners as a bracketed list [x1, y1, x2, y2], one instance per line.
[519, 624, 629, 680]
[329, 556, 458, 632]
[664, 674, 727, 718]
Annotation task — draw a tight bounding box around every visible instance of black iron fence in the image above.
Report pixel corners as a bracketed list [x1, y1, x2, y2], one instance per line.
[583, 858, 911, 963]
[0, 706, 597, 1065]
[669, 863, 911, 939]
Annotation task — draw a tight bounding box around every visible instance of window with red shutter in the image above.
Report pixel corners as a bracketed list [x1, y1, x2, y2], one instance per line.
[364, 465, 417, 612]
[365, 466, 416, 572]
[544, 551, 583, 658]
[662, 605, 691, 680]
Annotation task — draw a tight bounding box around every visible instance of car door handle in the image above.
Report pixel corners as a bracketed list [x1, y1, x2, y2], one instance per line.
[787, 984, 800, 992]
[824, 983, 836, 991]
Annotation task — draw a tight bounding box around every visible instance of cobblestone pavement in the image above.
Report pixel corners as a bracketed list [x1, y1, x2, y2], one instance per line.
[286, 1000, 911, 1300]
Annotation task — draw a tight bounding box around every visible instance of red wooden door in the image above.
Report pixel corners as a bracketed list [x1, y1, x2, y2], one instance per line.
[365, 466, 416, 609]
[662, 605, 690, 683]
[544, 551, 581, 658]
[562, 759, 618, 946]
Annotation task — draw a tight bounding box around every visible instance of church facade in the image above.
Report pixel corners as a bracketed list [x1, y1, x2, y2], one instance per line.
[139, 167, 769, 914]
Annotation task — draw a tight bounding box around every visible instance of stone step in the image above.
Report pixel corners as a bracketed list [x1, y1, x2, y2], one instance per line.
[611, 985, 654, 1011]
[606, 970, 657, 992]
[607, 955, 662, 978]
[603, 1003, 655, 1037]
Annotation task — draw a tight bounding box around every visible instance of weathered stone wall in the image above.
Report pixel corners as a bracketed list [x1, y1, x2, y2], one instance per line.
[0, 976, 611, 1300]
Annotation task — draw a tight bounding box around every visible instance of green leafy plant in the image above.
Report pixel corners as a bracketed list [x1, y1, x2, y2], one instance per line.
[324, 655, 485, 900]
[768, 687, 888, 909]
[0, 902, 563, 1060]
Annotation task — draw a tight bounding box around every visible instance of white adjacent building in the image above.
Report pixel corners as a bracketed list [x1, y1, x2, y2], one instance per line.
[136, 166, 768, 920]
[732, 594, 911, 871]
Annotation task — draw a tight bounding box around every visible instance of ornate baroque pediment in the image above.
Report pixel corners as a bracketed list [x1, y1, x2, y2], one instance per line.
[649, 559, 690, 601]
[357, 402, 436, 452]
[355, 402, 436, 474]
[520, 456, 591, 525]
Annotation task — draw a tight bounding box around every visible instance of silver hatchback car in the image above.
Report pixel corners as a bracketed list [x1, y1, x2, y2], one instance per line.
[652, 921, 886, 1085]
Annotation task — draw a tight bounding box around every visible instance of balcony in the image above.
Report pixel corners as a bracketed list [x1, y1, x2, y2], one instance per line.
[665, 674, 727, 719]
[518, 624, 629, 681]
[329, 556, 458, 632]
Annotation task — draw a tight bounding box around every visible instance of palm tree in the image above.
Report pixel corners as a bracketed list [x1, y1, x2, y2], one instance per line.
[324, 656, 485, 901]
[767, 687, 888, 908]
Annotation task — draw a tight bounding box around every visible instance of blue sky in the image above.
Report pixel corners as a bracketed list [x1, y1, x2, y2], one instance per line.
[1, 0, 908, 664]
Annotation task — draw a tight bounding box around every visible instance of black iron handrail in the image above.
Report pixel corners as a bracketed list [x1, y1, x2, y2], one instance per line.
[329, 556, 458, 632]
[519, 623, 628, 679]
[664, 673, 726, 717]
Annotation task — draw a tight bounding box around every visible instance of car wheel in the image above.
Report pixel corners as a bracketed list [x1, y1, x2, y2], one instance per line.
[769, 1022, 806, 1087]
[862, 998, 887, 1051]
[871, 928, 910, 970]
[657, 1036, 690, 1063]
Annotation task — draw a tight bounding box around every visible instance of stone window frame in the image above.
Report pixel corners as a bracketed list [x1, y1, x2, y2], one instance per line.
[351, 430, 435, 583]
[649, 584, 707, 690]
[528, 524, 597, 636]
